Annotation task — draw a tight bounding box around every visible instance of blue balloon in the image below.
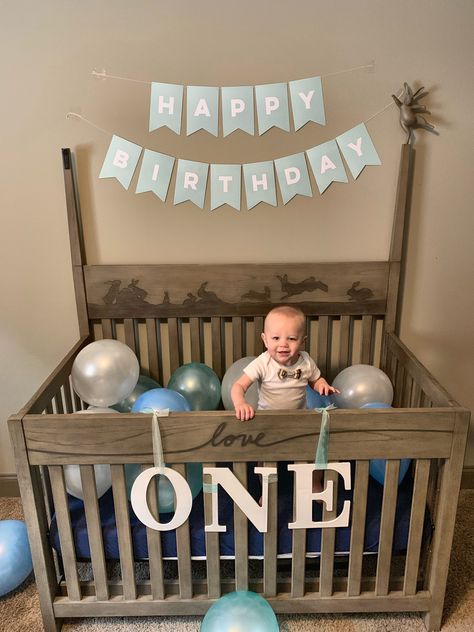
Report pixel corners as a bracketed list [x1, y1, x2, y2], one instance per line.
[0, 520, 33, 597]
[360, 402, 411, 485]
[131, 388, 191, 413]
[369, 458, 411, 486]
[201, 590, 279, 632]
[168, 363, 221, 411]
[125, 462, 203, 514]
[305, 386, 333, 409]
[112, 374, 161, 412]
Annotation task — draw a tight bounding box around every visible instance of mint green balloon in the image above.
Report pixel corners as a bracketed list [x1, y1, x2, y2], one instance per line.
[168, 363, 221, 410]
[201, 591, 279, 631]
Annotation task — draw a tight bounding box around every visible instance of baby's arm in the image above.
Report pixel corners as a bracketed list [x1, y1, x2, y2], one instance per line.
[309, 376, 340, 396]
[231, 373, 256, 421]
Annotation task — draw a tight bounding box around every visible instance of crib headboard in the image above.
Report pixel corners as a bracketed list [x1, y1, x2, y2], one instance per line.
[62, 145, 414, 383]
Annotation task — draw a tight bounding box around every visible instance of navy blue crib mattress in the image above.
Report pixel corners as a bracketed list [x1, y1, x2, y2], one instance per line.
[49, 462, 431, 561]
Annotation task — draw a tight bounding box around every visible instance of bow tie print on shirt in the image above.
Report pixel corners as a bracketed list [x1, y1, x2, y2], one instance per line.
[277, 368, 302, 380]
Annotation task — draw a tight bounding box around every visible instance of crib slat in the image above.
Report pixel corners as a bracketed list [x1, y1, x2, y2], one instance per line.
[339, 315, 352, 370]
[263, 461, 278, 597]
[80, 465, 109, 601]
[375, 460, 400, 595]
[360, 316, 374, 364]
[232, 317, 243, 361]
[347, 460, 370, 596]
[189, 318, 202, 363]
[174, 463, 193, 599]
[291, 462, 307, 597]
[49, 466, 81, 601]
[317, 316, 330, 378]
[110, 465, 136, 601]
[168, 318, 181, 374]
[320, 469, 338, 597]
[101, 319, 113, 339]
[233, 462, 249, 591]
[62, 383, 73, 414]
[145, 470, 165, 600]
[54, 393, 64, 415]
[124, 319, 137, 354]
[203, 462, 221, 598]
[254, 316, 264, 357]
[146, 319, 160, 383]
[211, 317, 224, 378]
[404, 459, 430, 595]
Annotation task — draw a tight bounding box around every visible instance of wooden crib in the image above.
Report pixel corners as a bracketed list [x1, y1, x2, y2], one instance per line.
[8, 145, 469, 631]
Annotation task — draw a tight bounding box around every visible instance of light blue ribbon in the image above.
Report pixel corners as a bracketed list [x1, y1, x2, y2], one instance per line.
[203, 483, 218, 494]
[313, 404, 336, 469]
[141, 408, 169, 470]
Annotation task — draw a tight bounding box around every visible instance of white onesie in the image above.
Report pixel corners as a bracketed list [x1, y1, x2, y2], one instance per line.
[243, 350, 321, 410]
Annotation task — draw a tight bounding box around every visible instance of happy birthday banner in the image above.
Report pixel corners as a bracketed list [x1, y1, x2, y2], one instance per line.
[98, 122, 381, 210]
[148, 76, 325, 136]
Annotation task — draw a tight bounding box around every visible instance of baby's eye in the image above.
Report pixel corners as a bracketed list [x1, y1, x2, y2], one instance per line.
[272, 336, 279, 340]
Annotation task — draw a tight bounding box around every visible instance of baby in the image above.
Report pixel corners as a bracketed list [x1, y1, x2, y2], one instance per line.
[231, 305, 338, 493]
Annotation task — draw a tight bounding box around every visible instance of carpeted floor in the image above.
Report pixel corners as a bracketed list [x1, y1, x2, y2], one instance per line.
[0, 491, 472, 631]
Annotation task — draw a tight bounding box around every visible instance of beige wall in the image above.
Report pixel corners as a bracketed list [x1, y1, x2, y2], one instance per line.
[1, 1, 473, 475]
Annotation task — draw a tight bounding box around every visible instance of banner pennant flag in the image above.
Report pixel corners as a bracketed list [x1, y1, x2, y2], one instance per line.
[255, 83, 290, 135]
[136, 149, 175, 201]
[149, 82, 184, 134]
[274, 152, 312, 204]
[221, 86, 254, 137]
[187, 86, 219, 137]
[243, 161, 277, 209]
[289, 76, 325, 131]
[210, 164, 241, 211]
[174, 159, 209, 208]
[99, 135, 142, 190]
[336, 122, 381, 179]
[306, 139, 348, 194]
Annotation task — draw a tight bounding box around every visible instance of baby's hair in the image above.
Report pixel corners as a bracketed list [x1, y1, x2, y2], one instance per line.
[264, 305, 306, 333]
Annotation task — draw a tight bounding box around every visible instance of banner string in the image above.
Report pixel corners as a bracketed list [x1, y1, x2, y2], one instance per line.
[66, 89, 401, 158]
[91, 62, 376, 86]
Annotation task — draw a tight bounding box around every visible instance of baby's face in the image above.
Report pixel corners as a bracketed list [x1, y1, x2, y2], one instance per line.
[261, 313, 306, 366]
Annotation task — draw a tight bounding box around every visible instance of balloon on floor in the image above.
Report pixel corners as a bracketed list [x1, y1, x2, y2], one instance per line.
[71, 339, 139, 407]
[168, 363, 221, 410]
[200, 590, 279, 632]
[221, 357, 258, 411]
[332, 364, 393, 408]
[0, 520, 33, 597]
[112, 374, 161, 412]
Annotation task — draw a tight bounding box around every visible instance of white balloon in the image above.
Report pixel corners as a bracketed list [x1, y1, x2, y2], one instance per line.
[64, 464, 112, 500]
[84, 406, 120, 414]
[221, 356, 259, 411]
[71, 339, 139, 407]
[332, 364, 393, 409]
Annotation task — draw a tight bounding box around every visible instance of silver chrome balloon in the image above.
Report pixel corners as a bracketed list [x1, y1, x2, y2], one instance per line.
[71, 339, 139, 407]
[332, 364, 393, 409]
[221, 356, 259, 411]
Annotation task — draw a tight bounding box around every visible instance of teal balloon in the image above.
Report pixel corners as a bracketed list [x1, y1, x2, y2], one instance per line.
[125, 462, 203, 514]
[168, 363, 221, 411]
[112, 375, 161, 412]
[0, 520, 33, 597]
[201, 590, 279, 632]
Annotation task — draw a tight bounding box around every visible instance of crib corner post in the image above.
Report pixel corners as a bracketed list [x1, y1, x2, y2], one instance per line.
[421, 409, 470, 631]
[8, 414, 64, 632]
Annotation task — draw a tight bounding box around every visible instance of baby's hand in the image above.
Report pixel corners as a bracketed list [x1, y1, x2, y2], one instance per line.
[234, 403, 255, 421]
[315, 378, 340, 396]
